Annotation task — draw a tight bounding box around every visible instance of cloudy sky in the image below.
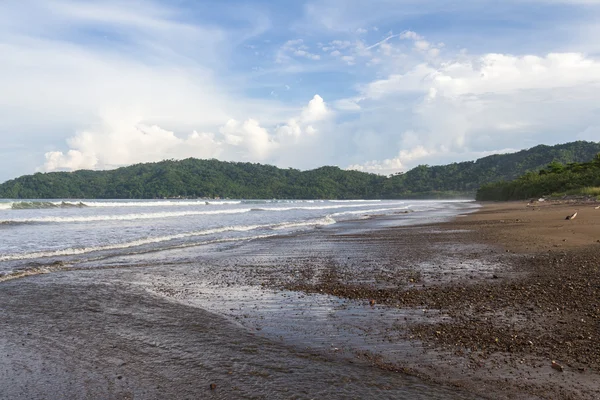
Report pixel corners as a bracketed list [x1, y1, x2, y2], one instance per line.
[2, 0, 600, 182]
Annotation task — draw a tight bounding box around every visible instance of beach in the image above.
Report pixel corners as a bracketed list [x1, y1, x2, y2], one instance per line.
[1, 200, 599, 399]
[279, 200, 600, 399]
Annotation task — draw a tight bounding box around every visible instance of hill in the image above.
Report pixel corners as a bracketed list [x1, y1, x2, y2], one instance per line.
[1, 141, 599, 199]
[476, 154, 600, 201]
[383, 141, 600, 195]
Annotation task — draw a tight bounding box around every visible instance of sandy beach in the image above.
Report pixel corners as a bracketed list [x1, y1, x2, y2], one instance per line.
[281, 200, 600, 399]
[1, 200, 599, 399]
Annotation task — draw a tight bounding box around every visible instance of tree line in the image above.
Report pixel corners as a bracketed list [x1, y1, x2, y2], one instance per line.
[476, 153, 600, 201]
[1, 141, 599, 199]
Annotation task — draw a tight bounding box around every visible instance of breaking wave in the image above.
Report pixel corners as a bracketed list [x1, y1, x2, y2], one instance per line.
[1, 208, 254, 224]
[0, 199, 386, 212]
[1, 201, 87, 210]
[0, 200, 245, 209]
[0, 202, 402, 225]
[331, 206, 412, 218]
[0, 216, 336, 262]
[85, 200, 243, 207]
[249, 203, 398, 212]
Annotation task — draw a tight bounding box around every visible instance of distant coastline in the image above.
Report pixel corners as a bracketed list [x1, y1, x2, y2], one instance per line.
[1, 140, 599, 200]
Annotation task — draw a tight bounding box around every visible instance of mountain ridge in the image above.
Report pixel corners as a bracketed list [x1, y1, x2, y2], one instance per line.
[1, 140, 599, 199]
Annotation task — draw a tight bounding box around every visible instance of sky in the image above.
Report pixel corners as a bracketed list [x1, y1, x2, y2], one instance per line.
[2, 0, 600, 182]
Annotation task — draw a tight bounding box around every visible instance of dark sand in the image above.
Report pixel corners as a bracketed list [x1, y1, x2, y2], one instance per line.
[1, 277, 478, 400]
[282, 200, 600, 400]
[1, 200, 599, 399]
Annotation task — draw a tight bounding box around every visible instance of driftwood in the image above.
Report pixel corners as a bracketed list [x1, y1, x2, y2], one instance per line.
[565, 212, 578, 220]
[595, 206, 600, 210]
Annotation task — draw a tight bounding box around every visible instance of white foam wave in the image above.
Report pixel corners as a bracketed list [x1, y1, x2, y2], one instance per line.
[84, 200, 242, 207]
[2, 208, 253, 224]
[328, 200, 383, 203]
[1, 202, 402, 224]
[0, 217, 337, 262]
[330, 206, 412, 218]
[271, 216, 336, 230]
[253, 202, 398, 212]
[0, 200, 246, 210]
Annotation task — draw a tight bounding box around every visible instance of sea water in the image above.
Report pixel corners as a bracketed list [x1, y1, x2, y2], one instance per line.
[0, 199, 475, 274]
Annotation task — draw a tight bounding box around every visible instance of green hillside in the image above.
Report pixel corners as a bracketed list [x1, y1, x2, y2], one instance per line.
[1, 141, 599, 199]
[476, 154, 600, 201]
[384, 141, 600, 195]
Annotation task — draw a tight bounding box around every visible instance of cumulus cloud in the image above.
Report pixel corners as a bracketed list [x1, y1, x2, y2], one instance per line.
[301, 95, 330, 122]
[343, 35, 600, 174]
[399, 31, 423, 40]
[41, 95, 332, 172]
[359, 51, 600, 101]
[4, 1, 600, 183]
[42, 117, 224, 171]
[347, 147, 519, 175]
[347, 146, 431, 175]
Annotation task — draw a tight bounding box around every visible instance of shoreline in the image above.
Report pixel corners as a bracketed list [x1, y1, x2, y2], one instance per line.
[278, 200, 600, 399]
[1, 200, 598, 399]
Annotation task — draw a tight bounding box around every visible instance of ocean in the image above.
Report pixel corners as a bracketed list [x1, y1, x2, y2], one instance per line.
[0, 198, 486, 399]
[0, 199, 475, 276]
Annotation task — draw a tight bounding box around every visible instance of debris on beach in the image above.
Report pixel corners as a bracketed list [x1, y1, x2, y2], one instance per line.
[551, 361, 564, 372]
[565, 212, 578, 220]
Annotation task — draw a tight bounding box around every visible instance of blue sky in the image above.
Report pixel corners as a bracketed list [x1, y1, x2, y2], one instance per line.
[1, 0, 600, 182]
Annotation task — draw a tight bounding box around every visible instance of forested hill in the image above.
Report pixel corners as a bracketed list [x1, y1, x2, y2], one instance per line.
[476, 154, 600, 201]
[383, 141, 600, 195]
[1, 140, 599, 199]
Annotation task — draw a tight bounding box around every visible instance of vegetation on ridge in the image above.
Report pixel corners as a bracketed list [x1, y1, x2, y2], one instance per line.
[476, 154, 600, 201]
[1, 141, 599, 199]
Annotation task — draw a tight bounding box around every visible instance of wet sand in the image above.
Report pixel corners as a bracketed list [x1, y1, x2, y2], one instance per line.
[279, 200, 600, 399]
[1, 200, 599, 399]
[1, 277, 479, 400]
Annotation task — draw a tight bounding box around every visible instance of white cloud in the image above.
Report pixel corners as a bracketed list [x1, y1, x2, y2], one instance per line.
[433, 53, 600, 95]
[41, 95, 333, 172]
[42, 116, 224, 171]
[221, 119, 276, 160]
[361, 64, 436, 99]
[360, 51, 600, 100]
[577, 125, 600, 141]
[301, 95, 330, 122]
[342, 55, 356, 65]
[414, 40, 430, 50]
[0, 1, 286, 166]
[331, 40, 353, 49]
[348, 145, 431, 174]
[294, 50, 321, 60]
[338, 31, 600, 174]
[399, 30, 424, 40]
[4, 1, 600, 183]
[347, 158, 404, 175]
[278, 39, 321, 62]
[334, 98, 362, 111]
[428, 48, 440, 57]
[379, 42, 393, 56]
[347, 147, 520, 175]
